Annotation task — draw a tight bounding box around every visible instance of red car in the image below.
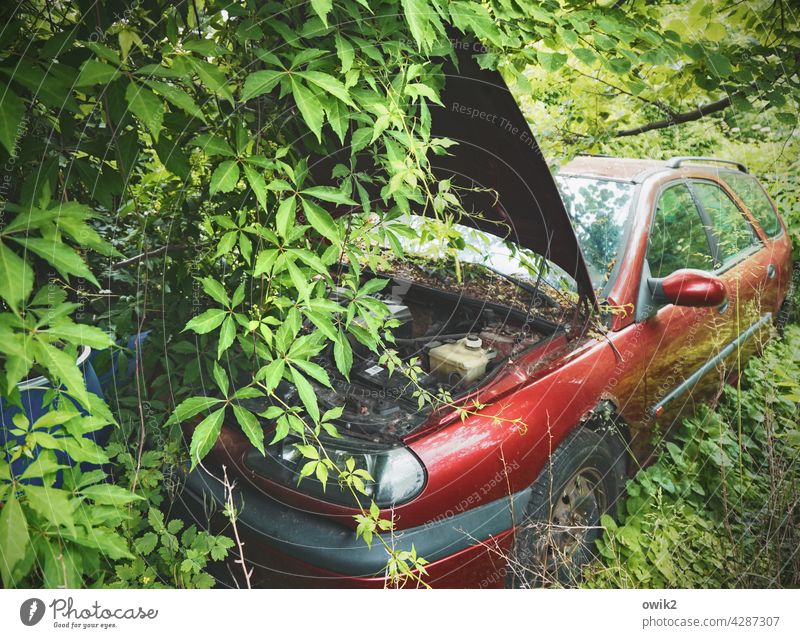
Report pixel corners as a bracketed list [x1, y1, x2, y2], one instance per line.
[178, 54, 792, 588]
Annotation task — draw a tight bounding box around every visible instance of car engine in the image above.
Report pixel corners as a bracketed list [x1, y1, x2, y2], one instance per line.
[273, 276, 555, 442]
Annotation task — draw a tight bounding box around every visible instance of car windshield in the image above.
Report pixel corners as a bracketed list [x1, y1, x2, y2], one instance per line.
[555, 175, 635, 292]
[395, 214, 578, 294]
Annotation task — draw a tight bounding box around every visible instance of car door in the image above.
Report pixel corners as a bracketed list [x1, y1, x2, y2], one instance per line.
[716, 171, 789, 321]
[635, 181, 729, 443]
[688, 179, 769, 375]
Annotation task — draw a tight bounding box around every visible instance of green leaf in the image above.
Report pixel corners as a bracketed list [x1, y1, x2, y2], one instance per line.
[335, 33, 355, 74]
[41, 542, 82, 588]
[210, 160, 240, 194]
[310, 0, 333, 26]
[19, 457, 67, 481]
[296, 444, 320, 460]
[404, 82, 443, 106]
[253, 248, 278, 276]
[200, 276, 230, 306]
[232, 405, 265, 455]
[75, 59, 120, 87]
[190, 133, 236, 157]
[231, 386, 264, 400]
[10, 237, 99, 287]
[32, 340, 90, 408]
[0, 82, 25, 155]
[183, 308, 226, 334]
[304, 309, 339, 341]
[125, 82, 164, 141]
[144, 79, 206, 122]
[189, 407, 226, 467]
[258, 358, 285, 392]
[270, 415, 290, 444]
[118, 29, 139, 61]
[0, 492, 30, 585]
[67, 527, 132, 560]
[276, 195, 297, 239]
[23, 485, 75, 531]
[333, 333, 353, 379]
[243, 164, 267, 209]
[61, 438, 109, 465]
[187, 58, 234, 104]
[217, 315, 236, 358]
[241, 70, 284, 101]
[537, 51, 568, 72]
[43, 322, 113, 349]
[316, 461, 329, 487]
[154, 135, 191, 179]
[134, 532, 158, 556]
[286, 258, 311, 302]
[572, 47, 597, 66]
[300, 71, 356, 107]
[79, 484, 143, 506]
[401, 0, 434, 51]
[0, 240, 33, 311]
[350, 127, 372, 153]
[290, 78, 324, 142]
[301, 198, 341, 243]
[289, 366, 320, 423]
[167, 395, 224, 425]
[212, 361, 229, 396]
[183, 38, 228, 58]
[214, 231, 238, 259]
[291, 358, 331, 388]
[325, 96, 348, 143]
[301, 185, 357, 206]
[707, 52, 732, 77]
[84, 42, 122, 65]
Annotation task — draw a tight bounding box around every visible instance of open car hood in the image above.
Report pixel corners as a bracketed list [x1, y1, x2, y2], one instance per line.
[430, 45, 596, 304]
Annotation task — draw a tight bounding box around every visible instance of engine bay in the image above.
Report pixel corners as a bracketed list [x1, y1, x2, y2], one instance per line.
[272, 275, 561, 442]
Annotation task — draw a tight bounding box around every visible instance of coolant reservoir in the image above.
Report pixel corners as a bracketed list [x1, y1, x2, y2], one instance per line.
[428, 335, 491, 384]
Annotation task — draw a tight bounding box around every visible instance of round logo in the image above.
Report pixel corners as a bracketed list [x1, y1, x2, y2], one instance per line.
[20, 598, 45, 626]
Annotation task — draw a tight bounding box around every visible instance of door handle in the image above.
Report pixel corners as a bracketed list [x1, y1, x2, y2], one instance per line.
[767, 264, 776, 279]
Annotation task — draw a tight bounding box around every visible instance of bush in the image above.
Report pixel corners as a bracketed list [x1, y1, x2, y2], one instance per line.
[586, 325, 800, 588]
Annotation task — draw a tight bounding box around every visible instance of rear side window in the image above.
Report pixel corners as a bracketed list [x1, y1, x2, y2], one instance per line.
[720, 172, 782, 237]
[648, 183, 715, 278]
[692, 181, 759, 263]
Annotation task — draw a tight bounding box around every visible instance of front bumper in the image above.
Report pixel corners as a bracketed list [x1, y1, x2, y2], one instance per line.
[178, 467, 526, 587]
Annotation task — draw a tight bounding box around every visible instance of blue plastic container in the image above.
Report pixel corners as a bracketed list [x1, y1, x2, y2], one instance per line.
[0, 332, 149, 485]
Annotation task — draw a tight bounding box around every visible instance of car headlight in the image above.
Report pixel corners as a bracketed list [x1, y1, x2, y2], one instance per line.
[244, 436, 426, 507]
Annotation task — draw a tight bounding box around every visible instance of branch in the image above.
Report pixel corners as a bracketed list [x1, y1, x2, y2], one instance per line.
[613, 95, 734, 137]
[111, 244, 186, 269]
[571, 67, 678, 119]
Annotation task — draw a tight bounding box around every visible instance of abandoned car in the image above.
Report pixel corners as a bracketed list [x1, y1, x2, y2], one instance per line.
[177, 52, 793, 588]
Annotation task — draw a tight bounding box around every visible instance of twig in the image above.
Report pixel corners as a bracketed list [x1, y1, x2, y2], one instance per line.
[222, 465, 253, 589]
[111, 244, 187, 269]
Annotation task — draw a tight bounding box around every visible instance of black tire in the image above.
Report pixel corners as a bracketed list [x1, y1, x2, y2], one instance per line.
[506, 426, 626, 588]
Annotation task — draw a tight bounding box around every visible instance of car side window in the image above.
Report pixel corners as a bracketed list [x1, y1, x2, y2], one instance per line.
[719, 172, 782, 237]
[692, 181, 759, 263]
[648, 183, 715, 278]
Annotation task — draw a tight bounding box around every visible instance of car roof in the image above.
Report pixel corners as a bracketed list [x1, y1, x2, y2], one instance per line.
[558, 155, 753, 185]
[558, 156, 669, 183]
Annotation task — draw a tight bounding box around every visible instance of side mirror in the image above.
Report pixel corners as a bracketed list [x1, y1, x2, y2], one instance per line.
[648, 269, 727, 308]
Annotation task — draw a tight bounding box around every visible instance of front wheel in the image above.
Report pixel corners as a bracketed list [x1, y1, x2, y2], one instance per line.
[506, 427, 626, 588]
